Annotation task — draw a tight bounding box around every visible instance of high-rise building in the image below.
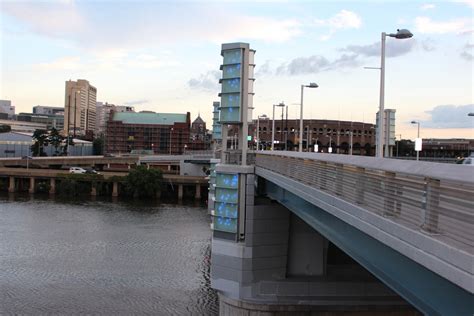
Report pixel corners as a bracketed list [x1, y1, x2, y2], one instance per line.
[64, 79, 97, 136]
[95, 102, 135, 135]
[0, 100, 15, 117]
[33, 105, 64, 116]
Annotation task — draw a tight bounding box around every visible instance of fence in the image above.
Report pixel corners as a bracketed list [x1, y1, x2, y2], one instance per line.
[255, 152, 474, 251]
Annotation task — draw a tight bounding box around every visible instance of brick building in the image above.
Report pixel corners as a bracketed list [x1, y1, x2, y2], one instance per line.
[105, 112, 191, 154]
[251, 118, 376, 155]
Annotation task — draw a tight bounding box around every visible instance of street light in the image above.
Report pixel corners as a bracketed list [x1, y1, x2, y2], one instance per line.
[468, 113, 474, 116]
[299, 82, 318, 152]
[396, 134, 402, 157]
[375, 29, 413, 158]
[411, 120, 420, 161]
[272, 102, 285, 151]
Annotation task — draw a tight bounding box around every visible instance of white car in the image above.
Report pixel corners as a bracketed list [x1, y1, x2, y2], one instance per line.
[69, 167, 87, 174]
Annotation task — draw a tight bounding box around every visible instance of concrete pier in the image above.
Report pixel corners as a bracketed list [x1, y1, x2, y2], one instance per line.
[28, 177, 35, 194]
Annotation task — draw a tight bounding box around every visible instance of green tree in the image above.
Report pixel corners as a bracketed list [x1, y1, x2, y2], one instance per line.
[123, 165, 163, 198]
[48, 127, 65, 156]
[93, 135, 104, 155]
[0, 124, 11, 133]
[31, 129, 49, 157]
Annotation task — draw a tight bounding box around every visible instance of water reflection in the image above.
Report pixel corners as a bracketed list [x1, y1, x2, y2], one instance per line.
[0, 194, 218, 315]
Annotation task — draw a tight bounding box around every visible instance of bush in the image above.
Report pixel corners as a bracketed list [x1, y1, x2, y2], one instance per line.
[123, 165, 163, 198]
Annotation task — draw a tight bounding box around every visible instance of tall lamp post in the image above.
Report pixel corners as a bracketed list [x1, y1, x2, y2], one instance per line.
[396, 134, 402, 157]
[411, 121, 420, 160]
[271, 102, 285, 151]
[375, 29, 413, 158]
[299, 83, 318, 152]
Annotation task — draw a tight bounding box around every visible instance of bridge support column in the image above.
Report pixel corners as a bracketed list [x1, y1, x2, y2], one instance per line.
[195, 184, 201, 200]
[112, 182, 118, 197]
[8, 176, 15, 193]
[49, 178, 56, 195]
[28, 177, 35, 194]
[287, 213, 328, 276]
[178, 184, 183, 200]
[422, 177, 440, 233]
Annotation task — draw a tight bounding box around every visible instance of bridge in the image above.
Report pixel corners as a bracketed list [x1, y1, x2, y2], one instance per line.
[209, 151, 474, 315]
[0, 167, 207, 199]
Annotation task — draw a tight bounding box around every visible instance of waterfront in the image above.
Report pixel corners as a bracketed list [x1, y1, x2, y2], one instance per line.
[0, 195, 218, 315]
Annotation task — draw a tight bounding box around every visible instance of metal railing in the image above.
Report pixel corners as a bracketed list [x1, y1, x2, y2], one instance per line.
[255, 152, 474, 251]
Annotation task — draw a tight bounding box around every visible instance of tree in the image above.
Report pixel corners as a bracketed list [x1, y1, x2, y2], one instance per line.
[0, 124, 11, 133]
[31, 129, 49, 157]
[123, 165, 163, 198]
[93, 135, 104, 155]
[48, 127, 65, 156]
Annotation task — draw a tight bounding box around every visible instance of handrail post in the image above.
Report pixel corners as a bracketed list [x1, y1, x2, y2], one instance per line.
[335, 163, 343, 196]
[383, 171, 396, 217]
[319, 161, 327, 190]
[422, 177, 440, 233]
[355, 167, 365, 204]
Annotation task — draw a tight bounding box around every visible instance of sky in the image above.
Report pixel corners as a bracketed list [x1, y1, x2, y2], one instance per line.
[0, 0, 473, 140]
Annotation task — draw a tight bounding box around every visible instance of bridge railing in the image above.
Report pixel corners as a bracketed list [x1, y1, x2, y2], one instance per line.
[255, 151, 474, 251]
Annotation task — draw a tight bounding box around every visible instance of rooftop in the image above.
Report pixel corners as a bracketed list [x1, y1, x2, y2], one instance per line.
[112, 112, 187, 125]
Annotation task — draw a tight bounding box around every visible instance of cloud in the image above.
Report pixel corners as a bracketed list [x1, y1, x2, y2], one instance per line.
[460, 43, 474, 60]
[314, 10, 362, 40]
[420, 4, 436, 10]
[454, 0, 474, 8]
[340, 39, 417, 58]
[255, 60, 273, 77]
[31, 50, 179, 72]
[314, 10, 362, 29]
[34, 56, 82, 70]
[258, 38, 426, 76]
[124, 99, 149, 106]
[1, 2, 303, 50]
[414, 16, 472, 34]
[421, 104, 474, 128]
[188, 70, 220, 92]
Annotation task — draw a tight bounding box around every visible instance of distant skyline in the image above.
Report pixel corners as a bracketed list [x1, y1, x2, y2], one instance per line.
[1, 0, 473, 139]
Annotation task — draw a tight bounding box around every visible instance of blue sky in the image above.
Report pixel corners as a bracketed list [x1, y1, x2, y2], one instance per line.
[0, 0, 473, 139]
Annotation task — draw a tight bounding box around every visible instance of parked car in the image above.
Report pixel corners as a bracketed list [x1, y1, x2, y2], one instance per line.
[84, 167, 100, 174]
[69, 167, 87, 174]
[462, 157, 473, 166]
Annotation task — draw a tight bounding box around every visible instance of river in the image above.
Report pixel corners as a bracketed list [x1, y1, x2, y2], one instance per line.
[0, 194, 218, 315]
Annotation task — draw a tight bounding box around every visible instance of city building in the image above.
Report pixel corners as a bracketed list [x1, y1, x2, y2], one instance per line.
[0, 119, 47, 134]
[105, 111, 191, 154]
[95, 102, 135, 135]
[396, 138, 474, 159]
[33, 105, 64, 116]
[0, 100, 15, 117]
[188, 114, 210, 150]
[251, 118, 376, 155]
[64, 79, 97, 136]
[17, 112, 64, 131]
[0, 131, 92, 157]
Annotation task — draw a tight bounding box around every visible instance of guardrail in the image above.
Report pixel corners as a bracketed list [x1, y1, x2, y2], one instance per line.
[255, 151, 474, 251]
